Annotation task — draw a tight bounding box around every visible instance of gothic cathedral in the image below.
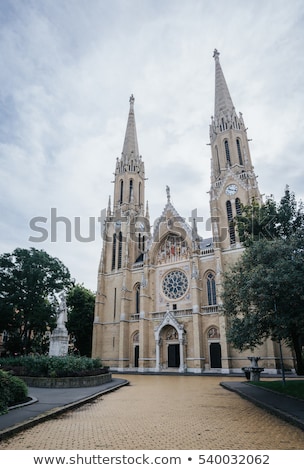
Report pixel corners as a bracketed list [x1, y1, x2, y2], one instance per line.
[92, 51, 293, 374]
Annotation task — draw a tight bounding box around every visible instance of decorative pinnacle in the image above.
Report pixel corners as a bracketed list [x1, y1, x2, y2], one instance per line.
[129, 94, 135, 105]
[213, 48, 220, 60]
[166, 185, 171, 203]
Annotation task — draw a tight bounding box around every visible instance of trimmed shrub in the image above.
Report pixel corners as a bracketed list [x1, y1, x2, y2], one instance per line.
[0, 356, 104, 378]
[0, 370, 28, 414]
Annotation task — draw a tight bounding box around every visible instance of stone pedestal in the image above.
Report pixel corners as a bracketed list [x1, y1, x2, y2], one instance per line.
[49, 326, 69, 356]
[243, 356, 264, 381]
[249, 367, 264, 381]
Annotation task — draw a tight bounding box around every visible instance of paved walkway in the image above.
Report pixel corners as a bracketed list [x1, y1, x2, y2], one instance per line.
[0, 374, 303, 449]
[0, 378, 129, 438]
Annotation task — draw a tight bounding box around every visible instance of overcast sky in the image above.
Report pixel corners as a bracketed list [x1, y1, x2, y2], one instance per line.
[1, 0, 303, 291]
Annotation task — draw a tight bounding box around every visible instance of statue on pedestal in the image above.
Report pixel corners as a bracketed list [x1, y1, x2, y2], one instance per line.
[48, 291, 69, 357]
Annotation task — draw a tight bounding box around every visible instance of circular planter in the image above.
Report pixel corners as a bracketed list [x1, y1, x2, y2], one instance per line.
[20, 372, 112, 388]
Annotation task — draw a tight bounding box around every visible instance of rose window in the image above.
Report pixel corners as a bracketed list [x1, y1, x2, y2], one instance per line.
[162, 270, 189, 300]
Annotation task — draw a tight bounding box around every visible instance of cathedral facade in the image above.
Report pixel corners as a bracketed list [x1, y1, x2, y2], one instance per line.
[92, 51, 293, 374]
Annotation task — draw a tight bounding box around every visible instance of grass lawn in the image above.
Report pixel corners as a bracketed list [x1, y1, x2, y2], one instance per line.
[251, 380, 304, 400]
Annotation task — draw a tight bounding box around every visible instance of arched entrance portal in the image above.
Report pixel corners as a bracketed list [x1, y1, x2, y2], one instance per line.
[154, 308, 186, 372]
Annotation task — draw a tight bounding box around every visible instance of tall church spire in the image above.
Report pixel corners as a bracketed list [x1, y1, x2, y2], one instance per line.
[213, 49, 234, 119]
[121, 94, 139, 163]
[209, 49, 261, 250]
[113, 96, 145, 216]
[210, 49, 246, 144]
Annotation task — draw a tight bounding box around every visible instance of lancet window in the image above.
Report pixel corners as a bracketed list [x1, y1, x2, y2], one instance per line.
[117, 232, 123, 269]
[134, 283, 140, 314]
[119, 180, 123, 204]
[224, 140, 231, 165]
[129, 179, 133, 202]
[226, 201, 236, 244]
[235, 198, 242, 216]
[207, 272, 217, 306]
[236, 139, 243, 165]
[111, 233, 116, 270]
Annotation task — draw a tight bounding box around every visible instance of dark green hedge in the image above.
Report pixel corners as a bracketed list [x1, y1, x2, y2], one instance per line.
[0, 370, 28, 414]
[0, 355, 104, 378]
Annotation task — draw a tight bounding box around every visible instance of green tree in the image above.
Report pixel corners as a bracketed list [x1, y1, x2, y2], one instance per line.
[66, 284, 95, 357]
[222, 187, 304, 374]
[0, 247, 71, 355]
[236, 186, 304, 246]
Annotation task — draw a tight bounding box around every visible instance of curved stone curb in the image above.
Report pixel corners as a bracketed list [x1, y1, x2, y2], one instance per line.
[8, 396, 38, 411]
[0, 379, 129, 441]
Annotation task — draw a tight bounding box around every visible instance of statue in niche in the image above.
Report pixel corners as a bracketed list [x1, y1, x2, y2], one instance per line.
[208, 327, 219, 339]
[166, 327, 178, 340]
[133, 331, 139, 343]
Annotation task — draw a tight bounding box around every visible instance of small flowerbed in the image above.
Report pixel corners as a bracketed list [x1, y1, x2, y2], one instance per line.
[0, 356, 107, 378]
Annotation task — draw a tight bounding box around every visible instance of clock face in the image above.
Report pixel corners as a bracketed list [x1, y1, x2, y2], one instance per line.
[225, 184, 238, 196]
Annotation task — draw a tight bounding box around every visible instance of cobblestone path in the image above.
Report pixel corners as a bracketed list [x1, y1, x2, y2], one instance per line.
[1, 375, 303, 450]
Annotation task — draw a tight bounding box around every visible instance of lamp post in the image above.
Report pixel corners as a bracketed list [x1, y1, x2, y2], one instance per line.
[274, 301, 286, 386]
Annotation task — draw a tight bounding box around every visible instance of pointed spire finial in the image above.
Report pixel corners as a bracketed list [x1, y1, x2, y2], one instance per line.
[213, 49, 235, 119]
[213, 48, 220, 60]
[145, 200, 150, 218]
[122, 94, 139, 160]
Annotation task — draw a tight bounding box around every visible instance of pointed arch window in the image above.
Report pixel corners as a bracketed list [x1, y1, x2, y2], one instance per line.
[138, 182, 141, 206]
[118, 231, 123, 269]
[226, 200, 236, 244]
[224, 140, 231, 165]
[215, 145, 220, 175]
[129, 179, 133, 202]
[207, 272, 217, 305]
[112, 233, 116, 270]
[236, 139, 243, 165]
[235, 198, 242, 216]
[135, 283, 140, 314]
[119, 180, 123, 204]
[138, 233, 145, 253]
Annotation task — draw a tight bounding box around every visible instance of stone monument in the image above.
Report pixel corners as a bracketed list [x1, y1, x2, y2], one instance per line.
[49, 291, 69, 356]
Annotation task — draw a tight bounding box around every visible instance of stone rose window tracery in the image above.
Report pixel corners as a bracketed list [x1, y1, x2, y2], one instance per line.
[162, 270, 189, 300]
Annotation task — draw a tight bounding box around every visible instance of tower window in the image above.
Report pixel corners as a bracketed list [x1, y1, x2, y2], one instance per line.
[135, 283, 140, 314]
[118, 231, 123, 269]
[139, 182, 141, 205]
[119, 180, 123, 204]
[129, 179, 133, 202]
[138, 233, 141, 252]
[235, 198, 242, 216]
[226, 200, 236, 244]
[236, 139, 243, 165]
[207, 273, 217, 305]
[112, 233, 116, 270]
[224, 140, 231, 165]
[215, 145, 220, 175]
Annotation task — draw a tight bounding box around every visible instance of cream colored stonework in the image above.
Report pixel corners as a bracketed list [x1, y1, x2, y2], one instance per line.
[92, 53, 294, 374]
